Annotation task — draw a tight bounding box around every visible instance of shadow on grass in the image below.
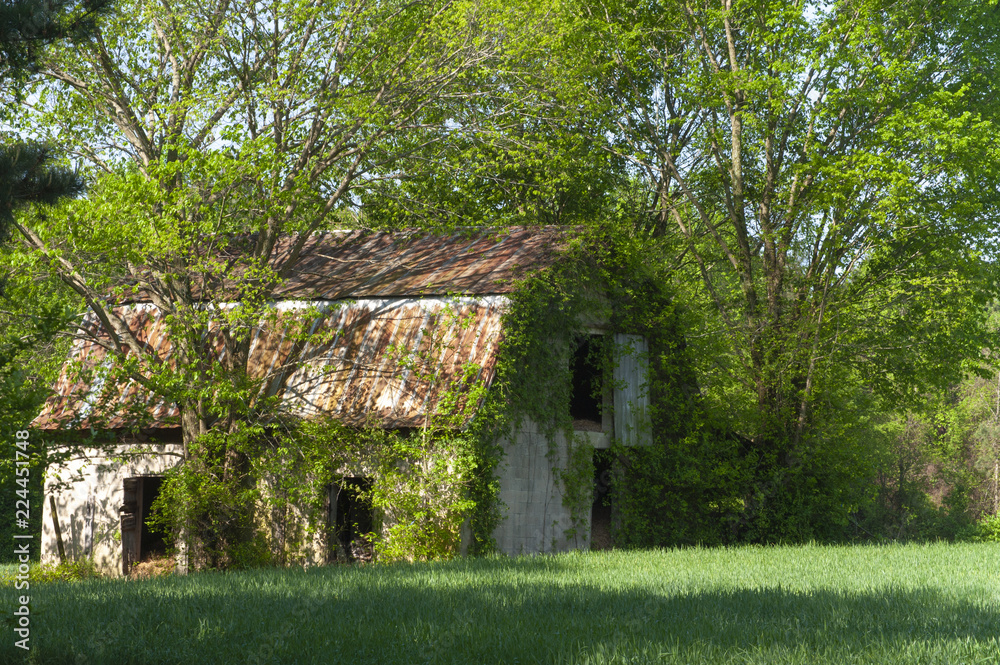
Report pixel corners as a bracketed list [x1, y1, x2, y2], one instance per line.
[7, 558, 999, 664]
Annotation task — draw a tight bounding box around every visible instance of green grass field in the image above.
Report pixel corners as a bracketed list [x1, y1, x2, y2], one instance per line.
[2, 542, 998, 664]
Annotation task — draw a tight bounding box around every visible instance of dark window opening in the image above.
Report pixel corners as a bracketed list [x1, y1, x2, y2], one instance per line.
[591, 450, 614, 551]
[571, 335, 603, 428]
[329, 478, 374, 562]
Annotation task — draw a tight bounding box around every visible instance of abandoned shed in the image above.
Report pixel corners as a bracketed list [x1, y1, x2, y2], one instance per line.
[34, 227, 653, 574]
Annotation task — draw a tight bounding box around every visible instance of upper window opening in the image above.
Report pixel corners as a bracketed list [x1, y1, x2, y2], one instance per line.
[570, 335, 602, 427]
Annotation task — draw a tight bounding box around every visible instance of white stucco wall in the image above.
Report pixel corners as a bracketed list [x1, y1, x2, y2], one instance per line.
[43, 420, 612, 569]
[41, 443, 184, 576]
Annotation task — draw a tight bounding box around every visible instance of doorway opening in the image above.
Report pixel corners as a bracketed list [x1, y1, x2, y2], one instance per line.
[120, 476, 168, 575]
[329, 477, 374, 562]
[590, 450, 614, 550]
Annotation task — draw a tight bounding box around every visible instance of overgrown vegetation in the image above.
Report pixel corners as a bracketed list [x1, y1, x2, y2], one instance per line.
[141, 301, 506, 566]
[4, 0, 1000, 566]
[0, 246, 78, 562]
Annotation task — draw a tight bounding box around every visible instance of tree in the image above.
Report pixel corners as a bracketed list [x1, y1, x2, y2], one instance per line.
[0, 245, 77, 560]
[0, 0, 108, 415]
[12, 0, 544, 566]
[549, 0, 1000, 538]
[360, 91, 627, 229]
[0, 0, 113, 561]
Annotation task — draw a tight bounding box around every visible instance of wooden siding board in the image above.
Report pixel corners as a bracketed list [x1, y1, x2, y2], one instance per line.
[613, 333, 652, 446]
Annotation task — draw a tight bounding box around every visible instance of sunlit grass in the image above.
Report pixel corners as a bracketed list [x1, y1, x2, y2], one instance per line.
[2, 542, 998, 664]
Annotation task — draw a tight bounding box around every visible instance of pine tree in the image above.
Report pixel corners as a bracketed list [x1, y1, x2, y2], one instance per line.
[0, 0, 112, 239]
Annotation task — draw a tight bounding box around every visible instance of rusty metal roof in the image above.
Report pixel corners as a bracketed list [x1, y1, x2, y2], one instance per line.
[34, 297, 506, 430]
[35, 227, 575, 431]
[119, 227, 573, 303]
[274, 227, 571, 299]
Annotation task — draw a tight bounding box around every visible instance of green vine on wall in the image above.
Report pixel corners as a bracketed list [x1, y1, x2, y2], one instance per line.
[146, 298, 505, 566]
[486, 222, 739, 551]
[483, 229, 627, 547]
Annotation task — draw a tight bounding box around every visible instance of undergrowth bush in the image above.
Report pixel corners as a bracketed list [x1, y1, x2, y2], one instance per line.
[957, 512, 1000, 542]
[0, 558, 100, 585]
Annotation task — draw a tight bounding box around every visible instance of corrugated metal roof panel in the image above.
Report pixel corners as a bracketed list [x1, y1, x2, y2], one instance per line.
[34, 297, 506, 430]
